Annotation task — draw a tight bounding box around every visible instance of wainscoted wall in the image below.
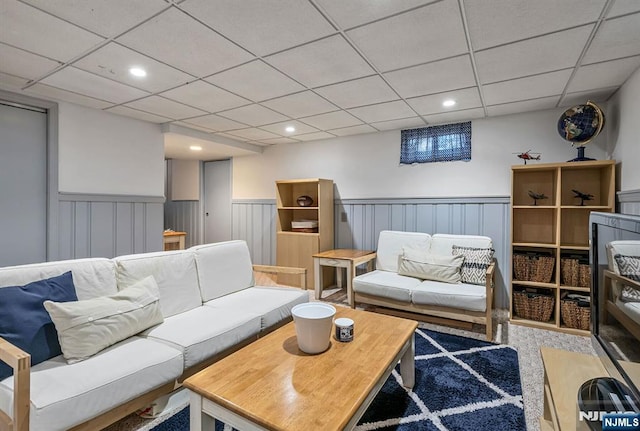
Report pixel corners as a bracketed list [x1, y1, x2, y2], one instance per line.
[619, 190, 640, 216]
[57, 193, 163, 260]
[163, 200, 201, 249]
[232, 197, 511, 309]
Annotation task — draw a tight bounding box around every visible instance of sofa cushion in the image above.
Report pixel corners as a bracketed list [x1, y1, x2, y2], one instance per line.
[0, 258, 117, 300]
[0, 272, 78, 380]
[411, 280, 487, 312]
[613, 254, 640, 283]
[430, 234, 493, 256]
[376, 230, 431, 272]
[44, 276, 164, 363]
[607, 241, 640, 274]
[352, 270, 420, 303]
[452, 245, 495, 286]
[115, 250, 201, 318]
[0, 337, 183, 431]
[141, 306, 261, 369]
[398, 247, 463, 283]
[204, 286, 308, 330]
[191, 241, 255, 302]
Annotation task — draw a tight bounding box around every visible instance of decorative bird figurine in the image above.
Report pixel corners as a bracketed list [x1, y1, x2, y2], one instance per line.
[528, 190, 548, 206]
[572, 189, 594, 206]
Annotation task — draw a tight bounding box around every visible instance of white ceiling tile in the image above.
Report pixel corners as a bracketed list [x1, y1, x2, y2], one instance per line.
[24, 82, 113, 109]
[328, 124, 377, 136]
[117, 8, 254, 77]
[485, 96, 560, 117]
[582, 13, 640, 64]
[423, 108, 485, 125]
[483, 69, 572, 105]
[205, 60, 304, 102]
[315, 75, 398, 109]
[295, 131, 336, 141]
[560, 87, 618, 107]
[475, 25, 593, 84]
[218, 104, 289, 126]
[464, 0, 605, 50]
[0, 72, 29, 91]
[21, 0, 169, 38]
[299, 110, 363, 130]
[261, 91, 337, 118]
[173, 121, 217, 133]
[0, 1, 104, 62]
[567, 56, 640, 93]
[227, 128, 280, 141]
[215, 132, 252, 142]
[407, 87, 482, 116]
[314, 0, 432, 29]
[181, 0, 335, 56]
[257, 137, 300, 145]
[182, 114, 248, 131]
[41, 67, 149, 104]
[265, 35, 374, 88]
[160, 80, 250, 113]
[346, 0, 468, 72]
[106, 105, 172, 123]
[73, 42, 193, 92]
[124, 95, 207, 119]
[347, 100, 416, 123]
[259, 120, 319, 136]
[0, 44, 60, 80]
[384, 56, 476, 98]
[370, 117, 427, 131]
[607, 0, 640, 18]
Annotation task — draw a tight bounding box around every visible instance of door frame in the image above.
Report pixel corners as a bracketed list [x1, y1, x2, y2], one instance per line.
[0, 90, 60, 261]
[201, 159, 233, 244]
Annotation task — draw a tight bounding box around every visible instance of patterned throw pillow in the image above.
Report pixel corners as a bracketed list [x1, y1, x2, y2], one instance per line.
[452, 245, 494, 286]
[614, 254, 640, 282]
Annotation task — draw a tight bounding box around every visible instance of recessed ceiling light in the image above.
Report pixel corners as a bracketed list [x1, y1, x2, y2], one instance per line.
[285, 126, 296, 133]
[189, 145, 202, 151]
[129, 67, 147, 77]
[442, 99, 456, 107]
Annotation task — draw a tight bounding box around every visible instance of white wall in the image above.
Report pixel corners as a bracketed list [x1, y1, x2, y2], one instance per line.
[169, 159, 200, 201]
[233, 107, 608, 199]
[607, 66, 640, 192]
[58, 102, 165, 196]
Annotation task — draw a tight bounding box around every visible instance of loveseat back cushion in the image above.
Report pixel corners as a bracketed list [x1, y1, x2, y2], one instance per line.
[115, 250, 201, 318]
[430, 234, 493, 255]
[607, 241, 640, 274]
[0, 258, 117, 300]
[191, 241, 255, 302]
[376, 231, 431, 272]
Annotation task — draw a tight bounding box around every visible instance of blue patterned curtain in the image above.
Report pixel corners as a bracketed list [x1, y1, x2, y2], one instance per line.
[400, 122, 472, 164]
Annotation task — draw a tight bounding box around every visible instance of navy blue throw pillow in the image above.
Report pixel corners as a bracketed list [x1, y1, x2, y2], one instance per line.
[0, 271, 78, 380]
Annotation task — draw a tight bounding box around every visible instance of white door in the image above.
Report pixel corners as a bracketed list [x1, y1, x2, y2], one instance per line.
[0, 102, 47, 266]
[203, 159, 232, 243]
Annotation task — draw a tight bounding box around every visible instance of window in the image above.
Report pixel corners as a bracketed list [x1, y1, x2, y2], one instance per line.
[400, 121, 471, 164]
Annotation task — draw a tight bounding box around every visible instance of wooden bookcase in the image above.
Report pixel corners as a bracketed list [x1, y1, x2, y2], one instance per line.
[510, 160, 615, 335]
[276, 179, 334, 289]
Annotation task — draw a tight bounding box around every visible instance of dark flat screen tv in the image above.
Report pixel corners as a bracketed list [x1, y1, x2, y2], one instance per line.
[590, 211, 640, 402]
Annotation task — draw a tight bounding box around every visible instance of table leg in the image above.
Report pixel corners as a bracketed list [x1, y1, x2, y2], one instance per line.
[346, 263, 353, 308]
[189, 390, 202, 431]
[336, 265, 343, 288]
[399, 335, 415, 389]
[314, 258, 322, 300]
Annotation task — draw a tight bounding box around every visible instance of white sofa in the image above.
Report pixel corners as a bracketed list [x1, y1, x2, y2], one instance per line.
[352, 231, 496, 340]
[0, 240, 308, 431]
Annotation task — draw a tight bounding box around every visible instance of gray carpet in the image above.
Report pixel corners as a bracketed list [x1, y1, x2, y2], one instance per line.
[107, 288, 595, 431]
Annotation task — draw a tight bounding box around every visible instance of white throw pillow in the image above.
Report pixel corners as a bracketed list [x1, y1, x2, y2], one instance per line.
[398, 247, 464, 283]
[44, 276, 163, 363]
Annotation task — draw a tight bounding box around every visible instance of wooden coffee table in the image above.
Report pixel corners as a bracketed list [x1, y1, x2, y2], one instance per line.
[184, 307, 417, 431]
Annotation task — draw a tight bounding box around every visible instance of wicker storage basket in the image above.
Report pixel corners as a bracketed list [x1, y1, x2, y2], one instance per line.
[513, 254, 530, 281]
[578, 264, 591, 288]
[513, 291, 555, 322]
[561, 258, 579, 286]
[561, 299, 591, 330]
[530, 256, 555, 283]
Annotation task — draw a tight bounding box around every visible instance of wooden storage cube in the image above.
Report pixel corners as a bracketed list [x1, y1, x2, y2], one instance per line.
[560, 291, 591, 330]
[513, 288, 555, 322]
[276, 181, 319, 208]
[560, 164, 614, 207]
[560, 208, 590, 247]
[512, 169, 556, 206]
[513, 208, 556, 244]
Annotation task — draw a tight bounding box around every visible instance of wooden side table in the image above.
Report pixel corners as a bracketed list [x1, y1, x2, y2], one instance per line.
[312, 249, 376, 307]
[163, 231, 186, 251]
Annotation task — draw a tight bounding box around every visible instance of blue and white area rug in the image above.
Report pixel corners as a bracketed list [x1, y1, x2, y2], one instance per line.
[151, 329, 526, 431]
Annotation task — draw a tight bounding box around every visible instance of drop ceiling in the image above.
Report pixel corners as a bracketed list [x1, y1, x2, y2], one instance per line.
[1, 0, 639, 160]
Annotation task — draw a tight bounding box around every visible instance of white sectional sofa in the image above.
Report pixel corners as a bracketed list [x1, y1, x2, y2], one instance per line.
[0, 240, 308, 431]
[352, 231, 496, 340]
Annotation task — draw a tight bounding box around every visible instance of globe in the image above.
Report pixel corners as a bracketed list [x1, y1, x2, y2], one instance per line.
[557, 101, 605, 161]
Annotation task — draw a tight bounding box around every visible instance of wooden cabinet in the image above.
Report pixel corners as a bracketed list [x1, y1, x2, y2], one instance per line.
[276, 179, 334, 288]
[510, 160, 615, 334]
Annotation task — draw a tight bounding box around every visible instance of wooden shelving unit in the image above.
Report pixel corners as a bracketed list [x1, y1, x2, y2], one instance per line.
[276, 179, 334, 289]
[510, 160, 615, 335]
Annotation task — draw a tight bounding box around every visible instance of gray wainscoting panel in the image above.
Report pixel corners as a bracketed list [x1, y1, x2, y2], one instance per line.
[163, 200, 201, 249]
[232, 197, 511, 309]
[57, 194, 163, 260]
